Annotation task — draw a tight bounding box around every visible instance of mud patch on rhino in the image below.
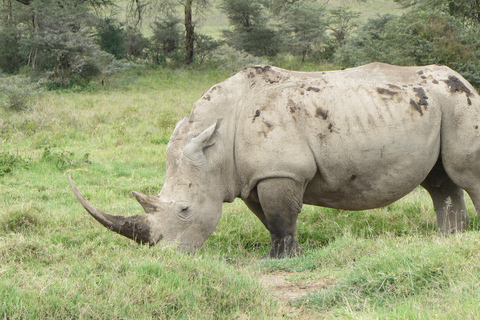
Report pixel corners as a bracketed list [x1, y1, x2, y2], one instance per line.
[413, 87, 429, 107]
[252, 109, 261, 122]
[315, 107, 328, 120]
[443, 75, 473, 96]
[255, 65, 272, 74]
[410, 99, 424, 116]
[377, 87, 398, 96]
[306, 86, 321, 92]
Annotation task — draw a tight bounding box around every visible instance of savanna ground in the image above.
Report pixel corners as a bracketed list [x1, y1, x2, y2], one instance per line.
[2, 67, 480, 319]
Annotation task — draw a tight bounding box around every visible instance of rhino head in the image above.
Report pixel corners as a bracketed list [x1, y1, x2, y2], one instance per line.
[69, 118, 227, 252]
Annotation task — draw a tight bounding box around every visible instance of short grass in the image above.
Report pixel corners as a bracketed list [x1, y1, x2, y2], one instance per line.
[1, 67, 480, 319]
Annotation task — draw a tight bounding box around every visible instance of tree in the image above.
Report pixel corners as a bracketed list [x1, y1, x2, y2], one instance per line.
[126, 0, 209, 64]
[335, 11, 480, 88]
[394, 0, 480, 25]
[221, 0, 280, 56]
[279, 1, 327, 61]
[96, 18, 126, 59]
[327, 6, 359, 46]
[149, 16, 183, 65]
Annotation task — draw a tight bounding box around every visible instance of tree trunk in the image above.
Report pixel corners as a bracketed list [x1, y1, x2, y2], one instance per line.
[184, 0, 194, 65]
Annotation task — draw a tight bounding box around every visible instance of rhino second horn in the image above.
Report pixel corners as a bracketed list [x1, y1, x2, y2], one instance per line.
[68, 175, 156, 245]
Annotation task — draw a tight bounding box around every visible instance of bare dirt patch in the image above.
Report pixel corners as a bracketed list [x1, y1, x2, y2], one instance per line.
[259, 272, 335, 319]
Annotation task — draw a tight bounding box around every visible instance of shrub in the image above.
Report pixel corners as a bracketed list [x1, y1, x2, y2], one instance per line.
[96, 18, 126, 59]
[211, 44, 268, 73]
[0, 76, 43, 111]
[149, 17, 184, 66]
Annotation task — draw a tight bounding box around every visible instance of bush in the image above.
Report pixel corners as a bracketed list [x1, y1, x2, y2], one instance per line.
[0, 76, 43, 111]
[336, 11, 477, 69]
[210, 45, 268, 73]
[149, 17, 184, 66]
[96, 18, 126, 59]
[194, 33, 223, 64]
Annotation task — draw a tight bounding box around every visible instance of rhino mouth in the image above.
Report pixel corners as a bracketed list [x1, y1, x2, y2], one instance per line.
[68, 175, 157, 245]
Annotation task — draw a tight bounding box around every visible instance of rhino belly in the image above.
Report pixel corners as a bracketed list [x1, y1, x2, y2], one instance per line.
[303, 129, 440, 210]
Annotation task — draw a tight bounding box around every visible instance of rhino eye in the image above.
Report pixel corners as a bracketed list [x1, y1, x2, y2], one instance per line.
[178, 205, 191, 220]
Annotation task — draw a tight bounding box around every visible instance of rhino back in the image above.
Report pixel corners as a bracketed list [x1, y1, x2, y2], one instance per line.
[234, 64, 456, 209]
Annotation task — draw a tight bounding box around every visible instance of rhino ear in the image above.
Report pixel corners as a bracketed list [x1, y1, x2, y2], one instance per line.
[183, 119, 222, 163]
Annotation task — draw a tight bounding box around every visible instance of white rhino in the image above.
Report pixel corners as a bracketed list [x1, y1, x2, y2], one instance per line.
[70, 62, 480, 258]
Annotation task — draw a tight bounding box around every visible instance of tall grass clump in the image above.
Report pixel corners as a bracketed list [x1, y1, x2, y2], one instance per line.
[0, 242, 277, 319]
[292, 234, 480, 318]
[0, 151, 29, 177]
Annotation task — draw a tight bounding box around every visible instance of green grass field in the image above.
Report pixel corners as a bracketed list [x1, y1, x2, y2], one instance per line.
[2, 67, 480, 319]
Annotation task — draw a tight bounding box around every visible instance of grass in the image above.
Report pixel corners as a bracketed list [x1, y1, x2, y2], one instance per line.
[1, 67, 480, 319]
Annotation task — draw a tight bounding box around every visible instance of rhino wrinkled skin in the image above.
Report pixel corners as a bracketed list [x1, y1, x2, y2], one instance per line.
[70, 62, 480, 258]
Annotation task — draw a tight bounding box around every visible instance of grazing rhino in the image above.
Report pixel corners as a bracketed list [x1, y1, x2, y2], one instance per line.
[69, 62, 480, 258]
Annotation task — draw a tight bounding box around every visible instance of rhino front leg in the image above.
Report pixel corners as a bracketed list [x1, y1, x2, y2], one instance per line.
[255, 177, 304, 258]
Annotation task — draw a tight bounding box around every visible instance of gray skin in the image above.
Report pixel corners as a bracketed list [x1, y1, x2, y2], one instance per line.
[70, 62, 480, 258]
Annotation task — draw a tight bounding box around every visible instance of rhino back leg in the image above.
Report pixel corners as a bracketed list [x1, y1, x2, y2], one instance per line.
[248, 177, 305, 258]
[421, 159, 469, 233]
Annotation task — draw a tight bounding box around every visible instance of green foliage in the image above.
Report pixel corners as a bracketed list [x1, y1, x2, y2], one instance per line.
[0, 151, 28, 177]
[41, 145, 91, 170]
[279, 2, 328, 62]
[211, 44, 268, 72]
[327, 6, 360, 46]
[149, 16, 184, 65]
[124, 26, 150, 60]
[335, 10, 480, 89]
[395, 0, 480, 25]
[0, 24, 22, 74]
[0, 75, 43, 111]
[194, 33, 223, 64]
[221, 0, 280, 57]
[96, 18, 126, 59]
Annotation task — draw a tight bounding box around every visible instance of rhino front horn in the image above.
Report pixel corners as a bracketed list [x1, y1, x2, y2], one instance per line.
[68, 175, 157, 245]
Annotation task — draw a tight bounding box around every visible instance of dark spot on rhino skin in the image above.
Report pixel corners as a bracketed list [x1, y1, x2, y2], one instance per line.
[247, 71, 255, 78]
[202, 94, 211, 101]
[475, 125, 478, 129]
[255, 65, 272, 74]
[468, 97, 472, 106]
[328, 123, 334, 132]
[264, 121, 273, 128]
[421, 75, 427, 79]
[267, 77, 280, 84]
[288, 99, 297, 113]
[413, 87, 429, 106]
[377, 87, 398, 96]
[432, 79, 439, 84]
[410, 99, 424, 116]
[349, 174, 357, 181]
[417, 70, 424, 75]
[307, 86, 321, 92]
[252, 109, 261, 122]
[316, 107, 328, 120]
[388, 84, 401, 90]
[442, 75, 473, 96]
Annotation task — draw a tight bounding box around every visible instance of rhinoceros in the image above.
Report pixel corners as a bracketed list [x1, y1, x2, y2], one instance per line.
[69, 62, 480, 258]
